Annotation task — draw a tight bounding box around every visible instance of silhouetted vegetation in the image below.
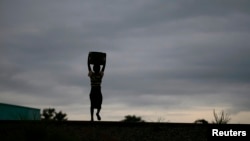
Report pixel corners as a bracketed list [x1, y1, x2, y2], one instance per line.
[41, 108, 67, 121]
[212, 109, 231, 124]
[121, 115, 145, 122]
[194, 119, 209, 124]
[194, 109, 231, 124]
[156, 117, 166, 122]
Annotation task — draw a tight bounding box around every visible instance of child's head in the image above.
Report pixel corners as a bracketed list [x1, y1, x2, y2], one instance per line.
[93, 65, 100, 73]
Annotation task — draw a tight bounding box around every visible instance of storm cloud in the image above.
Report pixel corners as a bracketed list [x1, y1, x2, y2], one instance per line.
[1, 0, 250, 123]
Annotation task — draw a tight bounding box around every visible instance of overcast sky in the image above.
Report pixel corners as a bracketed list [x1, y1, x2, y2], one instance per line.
[1, 0, 250, 123]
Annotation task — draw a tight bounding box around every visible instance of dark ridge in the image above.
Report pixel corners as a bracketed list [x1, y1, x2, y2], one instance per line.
[0, 121, 249, 141]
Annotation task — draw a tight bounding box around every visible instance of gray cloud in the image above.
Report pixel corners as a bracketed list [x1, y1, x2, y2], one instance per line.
[1, 0, 250, 123]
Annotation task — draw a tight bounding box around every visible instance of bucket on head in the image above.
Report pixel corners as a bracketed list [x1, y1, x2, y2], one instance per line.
[88, 51, 106, 65]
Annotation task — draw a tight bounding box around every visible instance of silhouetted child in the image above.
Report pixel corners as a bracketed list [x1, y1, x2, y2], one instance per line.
[88, 64, 105, 121]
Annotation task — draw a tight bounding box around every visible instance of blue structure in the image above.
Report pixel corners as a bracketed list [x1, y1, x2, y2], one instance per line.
[0, 103, 40, 120]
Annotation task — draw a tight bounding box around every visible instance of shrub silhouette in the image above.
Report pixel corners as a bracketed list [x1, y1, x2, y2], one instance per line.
[121, 115, 145, 122]
[212, 109, 231, 124]
[41, 108, 67, 121]
[194, 119, 209, 124]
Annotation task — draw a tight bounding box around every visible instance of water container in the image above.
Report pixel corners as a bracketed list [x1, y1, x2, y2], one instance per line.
[88, 51, 106, 65]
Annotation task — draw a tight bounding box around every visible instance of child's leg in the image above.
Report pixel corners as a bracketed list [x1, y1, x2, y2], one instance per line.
[90, 107, 94, 121]
[96, 108, 101, 121]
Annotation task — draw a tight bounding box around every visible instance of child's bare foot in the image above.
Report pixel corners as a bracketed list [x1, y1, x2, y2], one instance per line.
[96, 113, 101, 121]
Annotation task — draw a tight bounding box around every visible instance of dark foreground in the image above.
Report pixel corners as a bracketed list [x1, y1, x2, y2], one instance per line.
[0, 121, 249, 141]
